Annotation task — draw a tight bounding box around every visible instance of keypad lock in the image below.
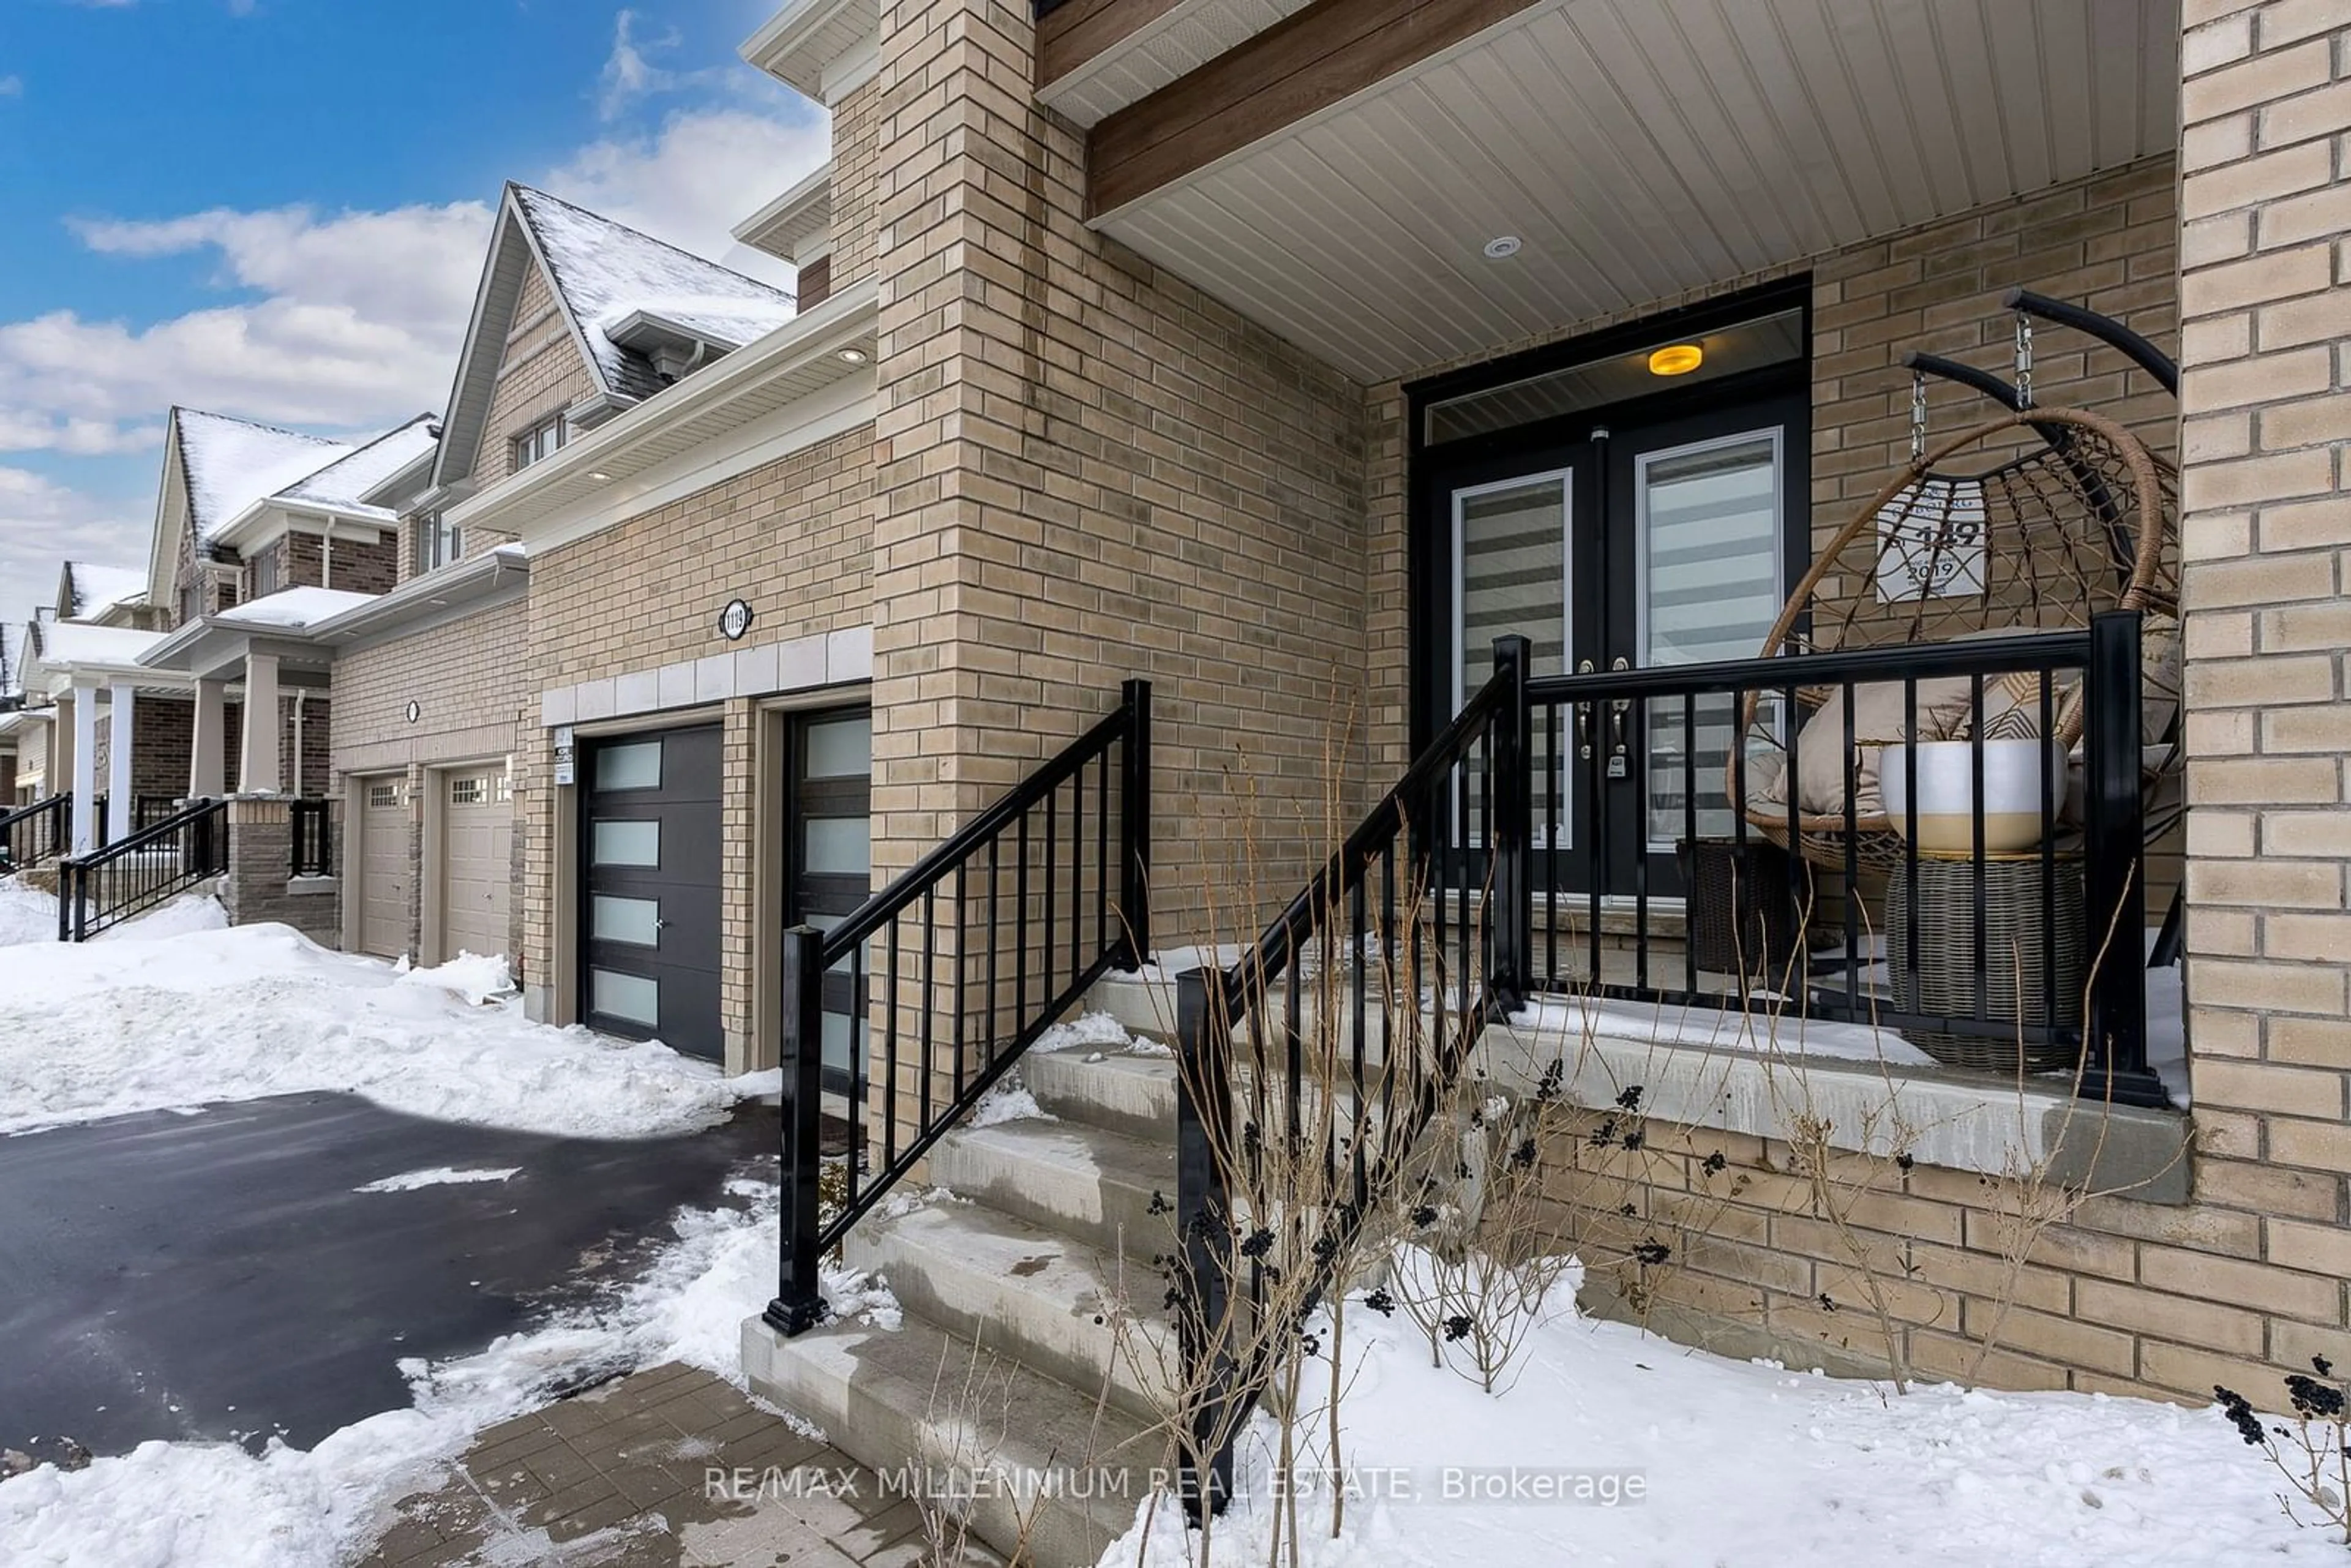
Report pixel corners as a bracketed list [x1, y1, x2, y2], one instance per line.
[1606, 658, 1632, 778]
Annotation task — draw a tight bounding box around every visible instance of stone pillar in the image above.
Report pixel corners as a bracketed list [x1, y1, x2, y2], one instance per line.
[69, 679, 99, 854]
[218, 795, 339, 946]
[239, 653, 281, 794]
[190, 677, 227, 798]
[2173, 6, 2351, 1282]
[107, 679, 136, 842]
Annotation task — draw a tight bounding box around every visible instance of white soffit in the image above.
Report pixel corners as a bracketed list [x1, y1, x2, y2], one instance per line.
[1096, 0, 2182, 383]
[741, 0, 878, 103]
[733, 165, 834, 264]
[1041, 0, 1318, 128]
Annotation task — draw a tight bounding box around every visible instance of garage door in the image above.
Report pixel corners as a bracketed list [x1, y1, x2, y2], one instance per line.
[438, 766, 512, 963]
[358, 776, 411, 958]
[580, 726, 722, 1060]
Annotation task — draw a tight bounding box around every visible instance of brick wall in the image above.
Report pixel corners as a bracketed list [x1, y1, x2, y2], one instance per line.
[828, 78, 880, 291]
[278, 692, 331, 798]
[334, 599, 530, 973]
[482, 259, 597, 484]
[2170, 0, 2351, 1379]
[868, 0, 1371, 942]
[516, 430, 874, 1047]
[1367, 154, 2182, 771]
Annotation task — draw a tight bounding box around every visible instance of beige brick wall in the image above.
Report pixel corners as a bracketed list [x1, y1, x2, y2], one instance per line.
[828, 77, 880, 291]
[869, 0, 1371, 943]
[482, 259, 597, 486]
[1368, 154, 2183, 771]
[332, 600, 531, 771]
[516, 427, 875, 1054]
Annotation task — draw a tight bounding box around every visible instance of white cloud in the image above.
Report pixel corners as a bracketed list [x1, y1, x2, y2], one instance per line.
[0, 467, 143, 626]
[0, 93, 823, 620]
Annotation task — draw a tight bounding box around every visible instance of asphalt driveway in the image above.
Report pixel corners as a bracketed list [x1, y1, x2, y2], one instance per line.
[0, 1091, 779, 1465]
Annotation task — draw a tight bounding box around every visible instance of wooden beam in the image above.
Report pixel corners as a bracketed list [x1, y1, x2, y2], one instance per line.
[1037, 0, 1191, 89]
[1086, 0, 1545, 218]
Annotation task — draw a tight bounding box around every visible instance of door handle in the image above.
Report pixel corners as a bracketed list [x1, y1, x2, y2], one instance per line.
[1575, 660, 1595, 758]
[1608, 658, 1632, 778]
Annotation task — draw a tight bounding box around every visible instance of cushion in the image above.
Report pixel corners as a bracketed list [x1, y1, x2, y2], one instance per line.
[1746, 676, 1978, 820]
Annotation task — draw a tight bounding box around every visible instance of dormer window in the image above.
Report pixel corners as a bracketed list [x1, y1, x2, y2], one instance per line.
[512, 413, 567, 472]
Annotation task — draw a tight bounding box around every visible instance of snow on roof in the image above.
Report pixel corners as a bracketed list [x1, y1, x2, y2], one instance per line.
[35, 621, 167, 669]
[277, 415, 440, 520]
[511, 186, 796, 394]
[65, 563, 147, 620]
[212, 587, 381, 631]
[176, 409, 358, 542]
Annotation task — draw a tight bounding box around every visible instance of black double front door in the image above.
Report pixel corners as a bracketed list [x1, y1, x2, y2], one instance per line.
[1428, 386, 1807, 899]
[580, 724, 724, 1060]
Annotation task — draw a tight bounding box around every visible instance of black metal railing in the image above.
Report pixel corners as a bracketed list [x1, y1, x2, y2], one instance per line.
[59, 798, 228, 943]
[291, 798, 334, 877]
[1171, 637, 1530, 1512]
[0, 795, 68, 873]
[764, 680, 1152, 1335]
[90, 795, 181, 850]
[1518, 611, 2158, 1107]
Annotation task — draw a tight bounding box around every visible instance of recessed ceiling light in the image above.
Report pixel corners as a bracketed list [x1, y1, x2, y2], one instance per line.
[587, 470, 612, 481]
[1482, 235, 1522, 260]
[838, 347, 869, 365]
[1647, 343, 1704, 377]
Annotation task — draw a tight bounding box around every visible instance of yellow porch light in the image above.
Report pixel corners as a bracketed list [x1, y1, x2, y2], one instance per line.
[1648, 343, 1704, 377]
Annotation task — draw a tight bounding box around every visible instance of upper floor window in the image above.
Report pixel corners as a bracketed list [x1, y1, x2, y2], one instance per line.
[250, 548, 280, 598]
[416, 512, 462, 574]
[512, 413, 567, 472]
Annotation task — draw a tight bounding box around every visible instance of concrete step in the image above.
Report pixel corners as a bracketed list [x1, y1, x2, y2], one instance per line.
[1024, 1041, 1177, 1140]
[842, 1199, 1180, 1425]
[928, 1117, 1177, 1266]
[741, 1309, 1164, 1568]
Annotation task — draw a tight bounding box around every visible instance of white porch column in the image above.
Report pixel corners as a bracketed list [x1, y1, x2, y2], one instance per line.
[69, 678, 99, 854]
[190, 677, 227, 798]
[51, 691, 75, 809]
[107, 680, 137, 843]
[239, 653, 282, 794]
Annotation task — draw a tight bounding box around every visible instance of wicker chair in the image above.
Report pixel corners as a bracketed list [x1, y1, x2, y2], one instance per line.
[1731, 405, 2180, 872]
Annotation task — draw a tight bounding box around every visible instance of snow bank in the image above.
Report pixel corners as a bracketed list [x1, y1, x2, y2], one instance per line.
[0, 879, 56, 947]
[1100, 1263, 2336, 1567]
[0, 921, 752, 1138]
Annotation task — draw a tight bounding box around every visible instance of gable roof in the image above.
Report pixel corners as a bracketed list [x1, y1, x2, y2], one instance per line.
[276, 414, 439, 522]
[62, 562, 148, 621]
[173, 408, 357, 543]
[431, 184, 796, 491]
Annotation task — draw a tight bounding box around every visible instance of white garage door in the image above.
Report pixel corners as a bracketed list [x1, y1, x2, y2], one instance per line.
[438, 767, 512, 964]
[358, 776, 411, 959]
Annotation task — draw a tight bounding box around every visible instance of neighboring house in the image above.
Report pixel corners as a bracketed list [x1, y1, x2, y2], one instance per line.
[329, 182, 816, 1001]
[58, 563, 159, 631]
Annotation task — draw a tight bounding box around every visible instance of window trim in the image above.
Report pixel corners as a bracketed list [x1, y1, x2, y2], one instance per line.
[511, 413, 568, 473]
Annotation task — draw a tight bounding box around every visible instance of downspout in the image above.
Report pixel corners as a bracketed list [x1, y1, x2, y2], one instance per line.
[321, 519, 336, 590]
[292, 689, 307, 798]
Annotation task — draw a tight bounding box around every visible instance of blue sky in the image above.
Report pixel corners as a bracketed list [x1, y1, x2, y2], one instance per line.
[0, 0, 825, 626]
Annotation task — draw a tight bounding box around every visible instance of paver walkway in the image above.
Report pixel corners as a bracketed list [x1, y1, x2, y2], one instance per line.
[361, 1363, 1004, 1567]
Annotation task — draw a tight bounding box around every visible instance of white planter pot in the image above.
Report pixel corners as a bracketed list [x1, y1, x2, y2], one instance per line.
[1880, 739, 2068, 854]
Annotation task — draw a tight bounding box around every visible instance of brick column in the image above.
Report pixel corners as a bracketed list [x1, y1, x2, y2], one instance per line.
[2175, 5, 2351, 1265]
[220, 795, 339, 946]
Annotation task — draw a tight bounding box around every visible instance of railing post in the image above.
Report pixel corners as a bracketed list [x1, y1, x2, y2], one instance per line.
[1174, 966, 1234, 1520]
[1488, 635, 1532, 1015]
[2082, 610, 2164, 1107]
[764, 924, 831, 1336]
[1118, 678, 1152, 970]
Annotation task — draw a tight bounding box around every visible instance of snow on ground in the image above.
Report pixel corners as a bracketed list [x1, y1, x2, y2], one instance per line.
[0, 879, 58, 947]
[352, 1166, 521, 1194]
[0, 1181, 792, 1568]
[0, 916, 763, 1138]
[1102, 1258, 2336, 1567]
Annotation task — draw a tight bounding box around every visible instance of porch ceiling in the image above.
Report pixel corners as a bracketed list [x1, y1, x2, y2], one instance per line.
[1092, 0, 2181, 384]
